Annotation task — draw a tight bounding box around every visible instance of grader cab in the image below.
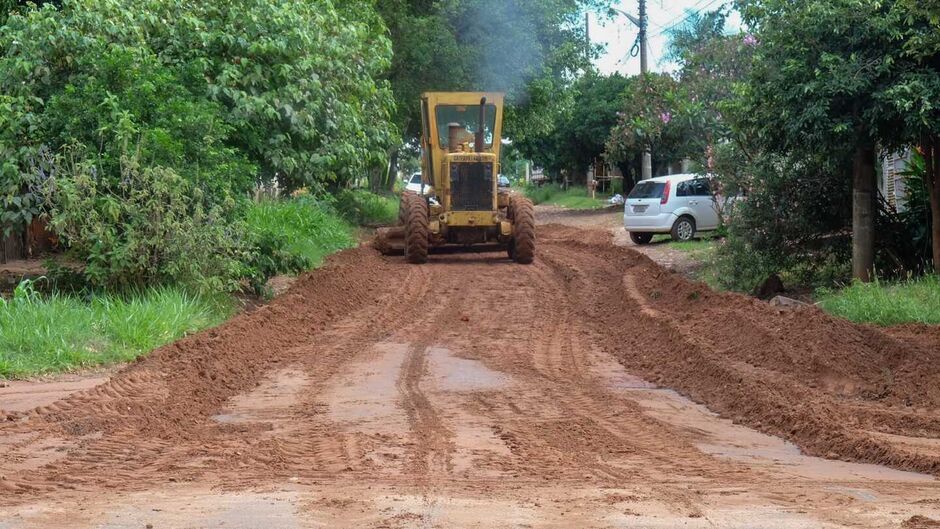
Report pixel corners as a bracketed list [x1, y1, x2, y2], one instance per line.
[377, 92, 535, 264]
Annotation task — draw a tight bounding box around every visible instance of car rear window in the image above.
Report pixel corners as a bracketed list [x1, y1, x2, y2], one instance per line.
[628, 181, 666, 199]
[410, 175, 422, 184]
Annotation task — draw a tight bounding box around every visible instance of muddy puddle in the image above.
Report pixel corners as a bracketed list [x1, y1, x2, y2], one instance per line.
[211, 368, 310, 427]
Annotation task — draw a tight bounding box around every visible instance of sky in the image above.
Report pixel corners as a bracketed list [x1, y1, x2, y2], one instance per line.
[590, 0, 742, 76]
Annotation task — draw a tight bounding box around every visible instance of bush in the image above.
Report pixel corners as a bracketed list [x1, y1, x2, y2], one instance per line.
[44, 154, 249, 293]
[243, 197, 355, 291]
[0, 0, 396, 289]
[333, 190, 399, 226]
[0, 280, 232, 377]
[711, 151, 854, 291]
[0, 0, 394, 192]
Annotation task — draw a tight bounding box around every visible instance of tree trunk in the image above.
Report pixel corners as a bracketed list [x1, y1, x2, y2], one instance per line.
[387, 148, 400, 193]
[852, 143, 877, 282]
[369, 166, 382, 193]
[925, 137, 940, 274]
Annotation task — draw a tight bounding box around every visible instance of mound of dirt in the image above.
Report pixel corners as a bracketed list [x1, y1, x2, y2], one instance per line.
[2, 247, 406, 438]
[903, 515, 940, 529]
[537, 224, 940, 476]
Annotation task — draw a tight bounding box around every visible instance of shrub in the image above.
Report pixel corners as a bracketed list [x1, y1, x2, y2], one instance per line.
[44, 154, 249, 293]
[333, 190, 399, 226]
[0, 0, 395, 271]
[711, 151, 854, 291]
[243, 197, 355, 291]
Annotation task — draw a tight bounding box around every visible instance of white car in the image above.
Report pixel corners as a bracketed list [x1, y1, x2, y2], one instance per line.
[623, 173, 720, 244]
[405, 173, 431, 195]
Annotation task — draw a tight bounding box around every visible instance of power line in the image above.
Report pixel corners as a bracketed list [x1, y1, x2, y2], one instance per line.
[651, 0, 726, 38]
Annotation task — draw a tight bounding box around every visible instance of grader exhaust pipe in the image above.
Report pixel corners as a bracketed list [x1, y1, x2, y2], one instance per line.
[475, 97, 487, 153]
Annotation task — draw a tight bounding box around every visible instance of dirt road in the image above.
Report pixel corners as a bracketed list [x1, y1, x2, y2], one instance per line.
[1, 216, 938, 528]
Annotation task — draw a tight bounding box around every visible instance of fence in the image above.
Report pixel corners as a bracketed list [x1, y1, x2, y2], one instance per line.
[1, 219, 56, 264]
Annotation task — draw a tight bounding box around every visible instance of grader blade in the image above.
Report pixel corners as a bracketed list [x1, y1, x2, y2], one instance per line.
[374, 226, 405, 255]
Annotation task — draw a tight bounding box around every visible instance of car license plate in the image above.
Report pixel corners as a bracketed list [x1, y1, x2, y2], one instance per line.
[632, 205, 648, 213]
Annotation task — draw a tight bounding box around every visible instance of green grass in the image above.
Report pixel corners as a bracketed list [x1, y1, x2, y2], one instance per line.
[815, 275, 940, 326]
[245, 197, 356, 268]
[0, 285, 233, 378]
[651, 234, 719, 253]
[334, 189, 399, 226]
[648, 234, 723, 289]
[523, 184, 609, 209]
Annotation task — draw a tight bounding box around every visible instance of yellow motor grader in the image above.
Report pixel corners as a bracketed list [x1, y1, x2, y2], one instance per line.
[376, 92, 535, 264]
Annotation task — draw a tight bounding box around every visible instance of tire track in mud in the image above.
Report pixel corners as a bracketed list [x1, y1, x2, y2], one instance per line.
[0, 251, 432, 498]
[202, 264, 438, 484]
[2, 224, 939, 528]
[537, 225, 940, 478]
[398, 342, 454, 478]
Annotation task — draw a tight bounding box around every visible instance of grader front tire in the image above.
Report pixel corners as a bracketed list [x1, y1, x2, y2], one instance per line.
[404, 195, 429, 264]
[509, 195, 536, 264]
[398, 191, 415, 226]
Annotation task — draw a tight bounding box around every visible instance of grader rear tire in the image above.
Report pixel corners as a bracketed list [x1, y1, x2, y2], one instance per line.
[509, 195, 535, 264]
[404, 195, 429, 264]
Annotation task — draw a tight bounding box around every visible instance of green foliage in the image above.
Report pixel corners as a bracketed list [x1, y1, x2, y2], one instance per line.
[0, 0, 14, 25]
[243, 197, 355, 289]
[377, 0, 599, 169]
[733, 0, 936, 154]
[712, 0, 940, 284]
[1, 0, 395, 291]
[43, 153, 249, 293]
[606, 73, 698, 173]
[816, 275, 940, 325]
[0, 0, 395, 229]
[0, 282, 232, 377]
[898, 151, 934, 261]
[534, 73, 631, 177]
[523, 183, 607, 209]
[333, 190, 399, 226]
[710, 151, 854, 291]
[665, 8, 756, 169]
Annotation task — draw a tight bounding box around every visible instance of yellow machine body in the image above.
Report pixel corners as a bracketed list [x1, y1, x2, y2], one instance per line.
[420, 92, 505, 231]
[376, 91, 535, 264]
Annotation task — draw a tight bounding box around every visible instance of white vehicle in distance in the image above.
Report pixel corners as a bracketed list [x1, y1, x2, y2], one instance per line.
[623, 173, 720, 245]
[404, 172, 432, 195]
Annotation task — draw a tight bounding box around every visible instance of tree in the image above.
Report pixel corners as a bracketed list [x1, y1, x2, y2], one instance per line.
[0, 0, 395, 194]
[606, 73, 699, 179]
[735, 0, 917, 282]
[0, 0, 397, 288]
[665, 8, 755, 170]
[376, 0, 600, 184]
[884, 0, 940, 273]
[530, 72, 631, 181]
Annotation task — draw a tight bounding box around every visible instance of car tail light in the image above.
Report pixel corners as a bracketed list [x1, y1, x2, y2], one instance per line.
[661, 180, 671, 205]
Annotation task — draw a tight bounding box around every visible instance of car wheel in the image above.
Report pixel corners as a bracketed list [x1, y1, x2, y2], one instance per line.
[671, 216, 696, 242]
[629, 232, 653, 245]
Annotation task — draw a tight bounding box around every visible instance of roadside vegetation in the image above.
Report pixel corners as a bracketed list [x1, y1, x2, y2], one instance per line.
[334, 190, 399, 227]
[523, 184, 610, 210]
[0, 280, 232, 377]
[816, 275, 940, 326]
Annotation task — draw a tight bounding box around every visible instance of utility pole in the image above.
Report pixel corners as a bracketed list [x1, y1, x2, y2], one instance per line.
[612, 1, 652, 180]
[585, 12, 591, 62]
